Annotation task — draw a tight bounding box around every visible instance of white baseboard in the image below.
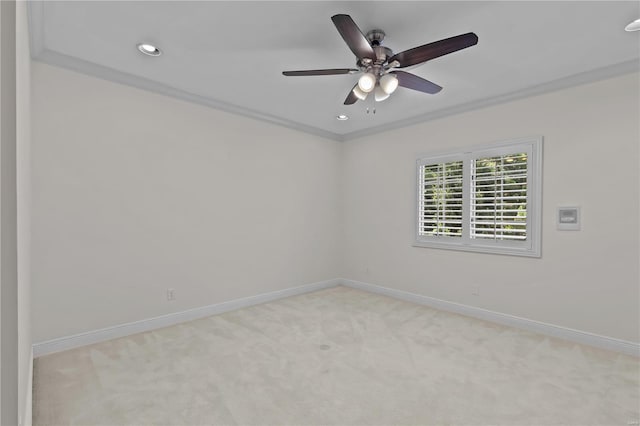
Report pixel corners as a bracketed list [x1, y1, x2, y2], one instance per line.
[33, 278, 340, 357]
[340, 278, 640, 357]
[33, 277, 639, 358]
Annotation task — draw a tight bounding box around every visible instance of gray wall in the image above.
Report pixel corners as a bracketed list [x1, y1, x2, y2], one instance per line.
[30, 58, 639, 351]
[32, 63, 342, 343]
[342, 73, 640, 343]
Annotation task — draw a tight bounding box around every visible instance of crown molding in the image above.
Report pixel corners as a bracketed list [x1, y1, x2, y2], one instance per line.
[35, 49, 344, 142]
[26, 1, 639, 143]
[27, 0, 341, 141]
[341, 59, 640, 141]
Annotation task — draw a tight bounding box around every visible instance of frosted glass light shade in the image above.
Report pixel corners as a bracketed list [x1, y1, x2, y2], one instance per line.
[358, 73, 376, 93]
[352, 85, 368, 101]
[379, 74, 398, 94]
[374, 85, 390, 102]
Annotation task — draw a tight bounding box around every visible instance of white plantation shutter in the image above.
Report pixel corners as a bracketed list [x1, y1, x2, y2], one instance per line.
[471, 153, 528, 241]
[419, 161, 463, 237]
[415, 137, 542, 257]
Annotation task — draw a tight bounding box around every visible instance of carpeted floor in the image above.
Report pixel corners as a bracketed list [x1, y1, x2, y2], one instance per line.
[33, 286, 639, 425]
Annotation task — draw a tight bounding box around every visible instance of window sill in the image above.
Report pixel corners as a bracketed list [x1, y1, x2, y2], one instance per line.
[412, 240, 541, 258]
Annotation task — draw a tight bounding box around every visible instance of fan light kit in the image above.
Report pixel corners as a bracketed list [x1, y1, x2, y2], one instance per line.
[626, 18, 640, 32]
[352, 85, 368, 101]
[137, 43, 162, 56]
[283, 14, 478, 106]
[358, 73, 376, 93]
[374, 85, 390, 102]
[379, 74, 399, 94]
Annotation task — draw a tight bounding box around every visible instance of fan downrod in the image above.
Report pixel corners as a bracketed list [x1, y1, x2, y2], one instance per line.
[366, 29, 386, 46]
[364, 29, 393, 65]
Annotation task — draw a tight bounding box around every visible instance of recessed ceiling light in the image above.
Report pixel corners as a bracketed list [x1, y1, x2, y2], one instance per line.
[625, 18, 640, 32]
[336, 114, 349, 121]
[137, 43, 162, 56]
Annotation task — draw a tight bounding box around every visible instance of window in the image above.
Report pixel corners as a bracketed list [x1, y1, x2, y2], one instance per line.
[415, 137, 542, 257]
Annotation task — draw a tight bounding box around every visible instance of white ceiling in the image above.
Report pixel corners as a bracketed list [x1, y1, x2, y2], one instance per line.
[29, 1, 640, 141]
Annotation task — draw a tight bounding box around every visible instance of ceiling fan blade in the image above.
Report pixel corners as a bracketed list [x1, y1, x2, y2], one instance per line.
[389, 32, 478, 68]
[283, 68, 359, 76]
[344, 84, 359, 105]
[392, 71, 442, 94]
[331, 14, 375, 60]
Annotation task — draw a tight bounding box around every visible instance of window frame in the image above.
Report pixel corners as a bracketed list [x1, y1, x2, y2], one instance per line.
[414, 136, 543, 257]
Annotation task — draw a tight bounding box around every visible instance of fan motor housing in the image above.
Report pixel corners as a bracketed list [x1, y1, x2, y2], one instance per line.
[373, 45, 393, 64]
[365, 30, 393, 64]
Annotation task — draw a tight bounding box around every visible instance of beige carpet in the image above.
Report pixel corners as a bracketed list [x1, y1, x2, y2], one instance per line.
[33, 286, 639, 425]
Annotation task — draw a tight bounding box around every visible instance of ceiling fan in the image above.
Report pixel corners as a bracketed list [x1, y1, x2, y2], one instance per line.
[283, 14, 478, 105]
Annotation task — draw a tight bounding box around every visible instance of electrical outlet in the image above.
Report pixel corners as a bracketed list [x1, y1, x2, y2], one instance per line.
[472, 286, 480, 296]
[166, 288, 176, 301]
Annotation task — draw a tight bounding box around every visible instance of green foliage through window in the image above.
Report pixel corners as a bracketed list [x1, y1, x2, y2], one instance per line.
[472, 153, 528, 241]
[419, 161, 463, 237]
[415, 137, 541, 257]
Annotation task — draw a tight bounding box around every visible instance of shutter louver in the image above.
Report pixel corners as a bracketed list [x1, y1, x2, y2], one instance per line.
[419, 161, 463, 237]
[471, 153, 528, 241]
